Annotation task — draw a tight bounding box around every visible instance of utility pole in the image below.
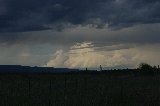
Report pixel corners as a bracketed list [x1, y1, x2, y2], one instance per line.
[28, 76, 31, 106]
[75, 74, 78, 106]
[64, 75, 67, 106]
[100, 65, 103, 71]
[49, 80, 52, 106]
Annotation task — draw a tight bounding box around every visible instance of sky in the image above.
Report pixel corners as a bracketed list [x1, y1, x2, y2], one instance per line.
[0, 0, 160, 69]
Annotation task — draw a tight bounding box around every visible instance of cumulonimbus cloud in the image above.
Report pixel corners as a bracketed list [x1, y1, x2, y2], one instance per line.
[46, 42, 160, 69]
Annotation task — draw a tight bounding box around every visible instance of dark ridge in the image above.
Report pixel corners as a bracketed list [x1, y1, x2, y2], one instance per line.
[0, 65, 79, 74]
[0, 65, 160, 76]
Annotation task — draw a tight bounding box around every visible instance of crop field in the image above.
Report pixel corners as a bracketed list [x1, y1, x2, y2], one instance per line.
[0, 73, 160, 106]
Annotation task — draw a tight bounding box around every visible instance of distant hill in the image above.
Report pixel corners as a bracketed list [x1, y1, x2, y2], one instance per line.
[0, 65, 79, 73]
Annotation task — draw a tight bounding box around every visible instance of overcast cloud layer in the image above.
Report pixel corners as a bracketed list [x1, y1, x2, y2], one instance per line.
[0, 0, 160, 32]
[0, 0, 160, 68]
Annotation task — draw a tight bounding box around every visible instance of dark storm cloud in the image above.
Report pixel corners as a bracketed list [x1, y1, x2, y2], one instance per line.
[0, 0, 160, 32]
[0, 23, 160, 47]
[93, 0, 160, 28]
[0, 0, 106, 32]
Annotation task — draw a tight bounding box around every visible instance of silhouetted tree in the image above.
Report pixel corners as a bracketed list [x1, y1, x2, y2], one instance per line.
[139, 63, 154, 75]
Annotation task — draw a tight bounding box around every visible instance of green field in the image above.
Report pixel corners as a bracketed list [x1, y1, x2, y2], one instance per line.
[0, 73, 160, 106]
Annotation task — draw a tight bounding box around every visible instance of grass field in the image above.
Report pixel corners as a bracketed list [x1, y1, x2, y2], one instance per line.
[0, 73, 160, 106]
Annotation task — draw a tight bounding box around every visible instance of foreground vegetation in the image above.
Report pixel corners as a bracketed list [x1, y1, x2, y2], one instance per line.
[0, 71, 160, 106]
[0, 63, 159, 105]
